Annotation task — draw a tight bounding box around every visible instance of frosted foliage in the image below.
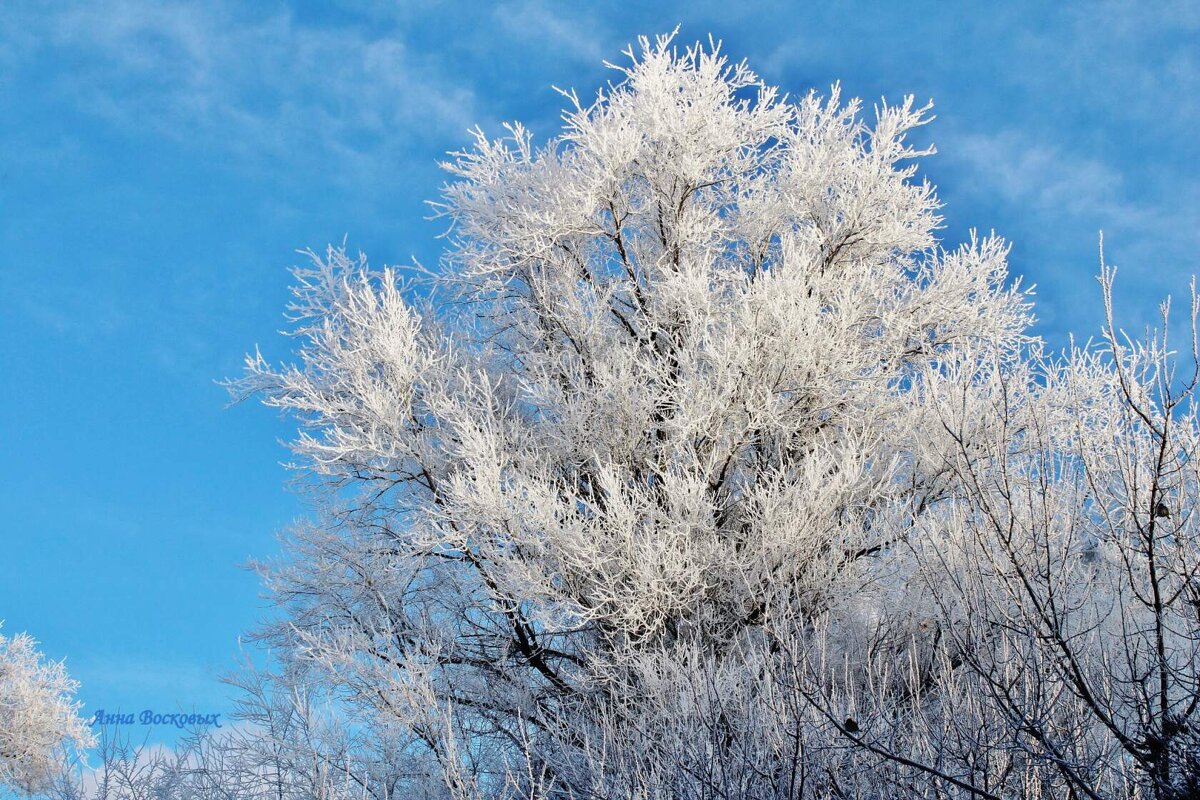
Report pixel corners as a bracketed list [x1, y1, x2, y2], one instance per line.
[0, 626, 93, 794]
[234, 33, 1200, 800]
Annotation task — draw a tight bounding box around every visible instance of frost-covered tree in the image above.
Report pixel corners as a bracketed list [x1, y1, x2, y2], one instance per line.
[233, 32, 1200, 799]
[892, 265, 1200, 800]
[0, 625, 93, 795]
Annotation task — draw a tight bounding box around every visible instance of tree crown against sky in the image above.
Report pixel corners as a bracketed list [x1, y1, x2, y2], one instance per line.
[228, 33, 1124, 798]
[238, 30, 1033, 673]
[0, 625, 93, 796]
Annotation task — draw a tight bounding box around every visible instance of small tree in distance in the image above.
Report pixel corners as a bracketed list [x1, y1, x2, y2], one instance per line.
[0, 625, 93, 795]
[232, 31, 1200, 799]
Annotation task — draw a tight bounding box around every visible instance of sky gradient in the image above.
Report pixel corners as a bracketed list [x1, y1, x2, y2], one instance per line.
[1, 0, 1197, 746]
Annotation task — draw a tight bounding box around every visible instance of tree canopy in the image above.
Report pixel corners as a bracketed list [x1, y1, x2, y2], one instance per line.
[203, 31, 1200, 800]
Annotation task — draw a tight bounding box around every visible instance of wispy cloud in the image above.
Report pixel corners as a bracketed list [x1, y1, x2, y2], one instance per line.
[491, 0, 609, 66]
[950, 130, 1133, 224]
[6, 1, 479, 176]
[946, 125, 1200, 273]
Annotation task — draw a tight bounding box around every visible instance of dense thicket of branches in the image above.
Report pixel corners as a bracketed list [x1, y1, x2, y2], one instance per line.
[22, 32, 1200, 800]
[224, 33, 1200, 799]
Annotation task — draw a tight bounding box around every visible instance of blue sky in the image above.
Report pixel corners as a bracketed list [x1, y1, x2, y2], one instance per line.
[1, 0, 1197, 746]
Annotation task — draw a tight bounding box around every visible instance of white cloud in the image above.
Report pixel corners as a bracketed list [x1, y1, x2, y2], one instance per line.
[946, 126, 1199, 260]
[491, 0, 609, 66]
[8, 1, 479, 175]
[950, 130, 1130, 222]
